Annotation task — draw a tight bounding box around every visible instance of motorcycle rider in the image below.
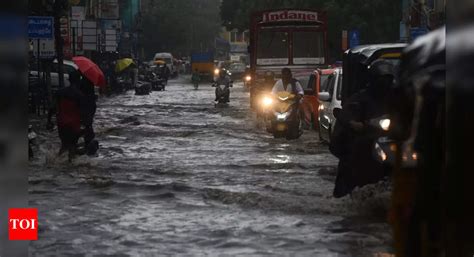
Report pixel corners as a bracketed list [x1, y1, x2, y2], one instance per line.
[268, 68, 305, 137]
[214, 69, 232, 102]
[161, 64, 170, 81]
[191, 69, 201, 90]
[330, 59, 394, 197]
[271, 68, 304, 99]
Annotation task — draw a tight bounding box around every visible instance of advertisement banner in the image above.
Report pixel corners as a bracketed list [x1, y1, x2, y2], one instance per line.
[82, 20, 98, 51]
[60, 16, 72, 58]
[71, 6, 85, 21]
[100, 0, 120, 19]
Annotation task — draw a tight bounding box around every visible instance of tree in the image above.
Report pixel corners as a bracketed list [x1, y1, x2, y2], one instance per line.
[141, 0, 222, 59]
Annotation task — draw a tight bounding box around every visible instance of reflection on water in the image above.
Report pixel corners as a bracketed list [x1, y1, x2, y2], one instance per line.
[270, 154, 291, 164]
[29, 78, 393, 256]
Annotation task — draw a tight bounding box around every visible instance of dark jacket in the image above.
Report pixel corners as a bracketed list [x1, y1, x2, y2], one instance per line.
[80, 79, 97, 127]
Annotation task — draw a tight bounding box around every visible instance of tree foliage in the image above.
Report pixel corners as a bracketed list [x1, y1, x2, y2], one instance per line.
[141, 0, 222, 59]
[220, 0, 401, 60]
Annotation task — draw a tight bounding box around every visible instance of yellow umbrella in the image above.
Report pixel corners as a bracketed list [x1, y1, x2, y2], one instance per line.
[115, 58, 135, 73]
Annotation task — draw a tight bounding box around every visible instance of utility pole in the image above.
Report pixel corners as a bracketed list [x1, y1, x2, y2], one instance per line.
[47, 0, 67, 129]
[54, 0, 65, 89]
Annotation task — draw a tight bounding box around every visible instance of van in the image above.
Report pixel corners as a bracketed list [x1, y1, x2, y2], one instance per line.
[154, 52, 177, 77]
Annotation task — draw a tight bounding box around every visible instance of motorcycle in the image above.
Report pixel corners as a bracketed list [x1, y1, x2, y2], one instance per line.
[370, 116, 418, 169]
[140, 69, 166, 91]
[261, 91, 303, 140]
[152, 77, 167, 91]
[212, 80, 232, 106]
[135, 81, 152, 95]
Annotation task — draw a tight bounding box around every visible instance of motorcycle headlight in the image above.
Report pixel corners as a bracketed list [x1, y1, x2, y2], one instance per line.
[214, 69, 220, 75]
[379, 119, 391, 131]
[245, 75, 252, 82]
[262, 96, 273, 107]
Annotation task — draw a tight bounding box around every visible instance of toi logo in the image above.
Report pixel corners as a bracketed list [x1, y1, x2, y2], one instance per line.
[8, 208, 38, 240]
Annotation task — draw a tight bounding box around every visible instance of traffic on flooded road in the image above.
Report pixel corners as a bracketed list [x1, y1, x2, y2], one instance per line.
[11, 1, 472, 257]
[29, 78, 393, 256]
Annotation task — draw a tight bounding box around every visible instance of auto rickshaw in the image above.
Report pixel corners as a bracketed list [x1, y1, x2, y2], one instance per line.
[329, 44, 407, 198]
[341, 43, 407, 104]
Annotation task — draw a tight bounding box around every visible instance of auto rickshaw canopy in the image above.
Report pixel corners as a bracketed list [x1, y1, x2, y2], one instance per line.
[341, 43, 407, 105]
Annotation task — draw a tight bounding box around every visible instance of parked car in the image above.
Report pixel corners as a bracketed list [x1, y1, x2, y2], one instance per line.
[297, 68, 334, 130]
[29, 59, 78, 90]
[154, 52, 177, 77]
[318, 68, 343, 142]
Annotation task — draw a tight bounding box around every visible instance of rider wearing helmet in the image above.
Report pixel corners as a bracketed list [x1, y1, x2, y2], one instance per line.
[271, 68, 304, 100]
[214, 69, 232, 102]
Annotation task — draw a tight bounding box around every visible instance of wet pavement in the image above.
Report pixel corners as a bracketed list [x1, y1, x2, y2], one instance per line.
[29, 77, 393, 256]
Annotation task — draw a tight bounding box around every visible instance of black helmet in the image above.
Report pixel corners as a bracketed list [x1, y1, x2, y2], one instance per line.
[219, 68, 227, 76]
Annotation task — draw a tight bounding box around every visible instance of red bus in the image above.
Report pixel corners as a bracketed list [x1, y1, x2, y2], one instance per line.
[248, 9, 329, 109]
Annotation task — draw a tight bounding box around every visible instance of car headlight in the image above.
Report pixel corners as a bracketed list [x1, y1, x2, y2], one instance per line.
[379, 119, 391, 131]
[245, 75, 251, 82]
[214, 69, 220, 75]
[262, 96, 273, 107]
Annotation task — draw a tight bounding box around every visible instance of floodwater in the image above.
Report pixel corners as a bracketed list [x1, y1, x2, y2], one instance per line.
[29, 78, 393, 256]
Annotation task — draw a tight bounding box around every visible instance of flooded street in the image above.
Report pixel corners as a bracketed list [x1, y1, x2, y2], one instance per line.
[29, 78, 393, 256]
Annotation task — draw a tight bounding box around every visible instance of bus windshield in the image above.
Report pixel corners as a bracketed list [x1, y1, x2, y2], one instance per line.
[256, 30, 289, 65]
[293, 31, 325, 64]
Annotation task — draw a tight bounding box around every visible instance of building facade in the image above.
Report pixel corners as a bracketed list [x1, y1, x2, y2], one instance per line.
[401, 0, 445, 42]
[39, 0, 143, 60]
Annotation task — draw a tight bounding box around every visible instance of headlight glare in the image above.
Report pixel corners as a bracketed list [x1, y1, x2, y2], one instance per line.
[262, 97, 273, 107]
[379, 119, 391, 131]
